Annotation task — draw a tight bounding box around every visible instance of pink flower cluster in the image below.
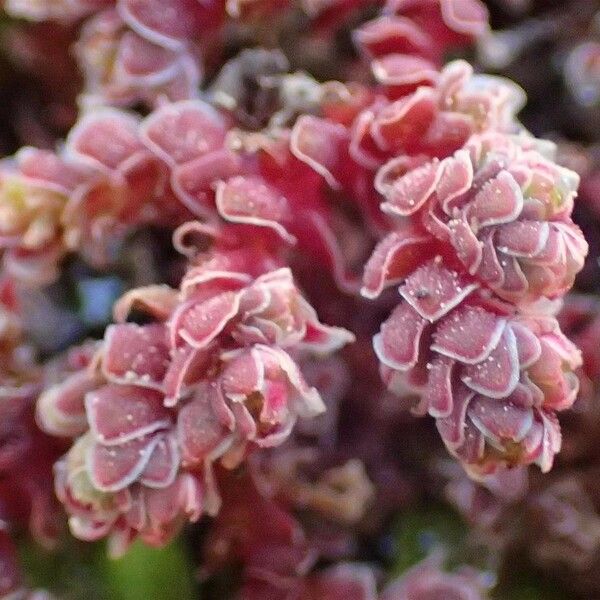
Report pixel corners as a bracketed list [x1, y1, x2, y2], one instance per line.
[363, 132, 586, 475]
[5, 0, 227, 108]
[36, 228, 353, 553]
[0, 1, 591, 587]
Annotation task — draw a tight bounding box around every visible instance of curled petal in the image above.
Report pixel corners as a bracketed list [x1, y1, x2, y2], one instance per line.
[467, 170, 523, 229]
[436, 384, 474, 449]
[461, 326, 520, 398]
[510, 321, 542, 369]
[37, 371, 101, 437]
[371, 54, 438, 89]
[468, 397, 533, 447]
[175, 291, 242, 349]
[379, 159, 441, 216]
[163, 346, 211, 406]
[361, 230, 433, 299]
[118, 0, 205, 50]
[171, 150, 242, 218]
[215, 177, 296, 244]
[65, 109, 143, 172]
[112, 285, 179, 323]
[290, 115, 348, 189]
[353, 15, 433, 58]
[426, 356, 455, 418]
[102, 323, 170, 390]
[140, 433, 180, 489]
[178, 383, 233, 466]
[432, 306, 505, 364]
[440, 0, 489, 36]
[85, 385, 171, 445]
[399, 260, 478, 322]
[374, 302, 427, 371]
[87, 434, 159, 492]
[495, 221, 550, 258]
[140, 100, 227, 166]
[437, 149, 473, 212]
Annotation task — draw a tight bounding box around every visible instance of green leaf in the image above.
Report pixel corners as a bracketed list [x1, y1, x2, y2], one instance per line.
[390, 504, 469, 577]
[101, 540, 196, 600]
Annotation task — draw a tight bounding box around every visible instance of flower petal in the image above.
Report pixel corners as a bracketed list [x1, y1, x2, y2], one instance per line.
[85, 385, 171, 445]
[374, 302, 427, 371]
[431, 306, 505, 364]
[399, 260, 478, 322]
[461, 326, 520, 398]
[87, 435, 159, 492]
[102, 323, 170, 390]
[140, 99, 226, 166]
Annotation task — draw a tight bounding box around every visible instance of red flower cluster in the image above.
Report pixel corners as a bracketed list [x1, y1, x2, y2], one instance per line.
[36, 226, 353, 553]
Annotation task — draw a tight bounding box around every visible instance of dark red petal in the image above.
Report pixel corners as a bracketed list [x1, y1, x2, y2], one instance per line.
[361, 230, 433, 299]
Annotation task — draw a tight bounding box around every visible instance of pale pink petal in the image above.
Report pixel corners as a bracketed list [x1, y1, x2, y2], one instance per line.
[102, 323, 170, 390]
[118, 0, 205, 50]
[112, 285, 179, 323]
[495, 221, 550, 258]
[432, 306, 505, 364]
[290, 115, 348, 189]
[436, 384, 474, 448]
[380, 160, 441, 216]
[215, 177, 296, 244]
[461, 327, 520, 398]
[440, 0, 489, 36]
[140, 99, 227, 166]
[65, 109, 143, 172]
[467, 170, 523, 229]
[176, 291, 242, 349]
[373, 302, 427, 371]
[140, 433, 180, 489]
[87, 435, 159, 492]
[468, 397, 533, 445]
[399, 260, 478, 322]
[85, 385, 171, 445]
[426, 356, 455, 418]
[437, 150, 473, 213]
[178, 383, 232, 466]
